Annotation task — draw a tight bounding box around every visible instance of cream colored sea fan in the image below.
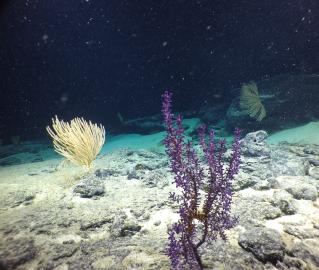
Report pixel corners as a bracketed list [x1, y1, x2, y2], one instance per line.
[46, 116, 105, 169]
[239, 81, 266, 122]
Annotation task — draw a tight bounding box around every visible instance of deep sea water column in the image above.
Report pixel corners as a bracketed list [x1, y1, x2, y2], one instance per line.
[162, 91, 241, 269]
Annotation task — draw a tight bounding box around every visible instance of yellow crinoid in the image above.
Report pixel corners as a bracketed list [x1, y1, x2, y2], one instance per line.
[239, 81, 266, 122]
[46, 116, 105, 169]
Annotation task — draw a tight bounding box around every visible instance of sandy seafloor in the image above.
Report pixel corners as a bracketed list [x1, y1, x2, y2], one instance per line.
[0, 121, 319, 270]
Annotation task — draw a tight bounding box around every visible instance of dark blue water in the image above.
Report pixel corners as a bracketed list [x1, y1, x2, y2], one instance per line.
[1, 0, 319, 142]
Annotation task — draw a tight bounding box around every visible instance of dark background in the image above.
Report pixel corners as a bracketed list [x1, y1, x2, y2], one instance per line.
[1, 0, 319, 142]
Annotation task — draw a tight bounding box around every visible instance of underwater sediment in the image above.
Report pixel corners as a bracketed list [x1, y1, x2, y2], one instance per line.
[0, 129, 318, 270]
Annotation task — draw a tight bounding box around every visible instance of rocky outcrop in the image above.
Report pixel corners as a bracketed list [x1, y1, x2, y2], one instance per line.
[238, 227, 285, 263]
[0, 134, 319, 270]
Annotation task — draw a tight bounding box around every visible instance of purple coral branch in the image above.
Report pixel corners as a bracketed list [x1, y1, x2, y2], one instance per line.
[162, 91, 241, 269]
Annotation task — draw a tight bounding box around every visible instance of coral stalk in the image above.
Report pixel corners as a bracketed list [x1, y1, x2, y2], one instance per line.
[162, 91, 241, 269]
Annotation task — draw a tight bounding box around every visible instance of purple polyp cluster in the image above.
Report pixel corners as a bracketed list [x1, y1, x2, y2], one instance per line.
[162, 91, 241, 269]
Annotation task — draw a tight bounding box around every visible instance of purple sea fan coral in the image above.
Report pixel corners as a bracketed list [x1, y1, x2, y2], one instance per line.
[162, 91, 241, 269]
